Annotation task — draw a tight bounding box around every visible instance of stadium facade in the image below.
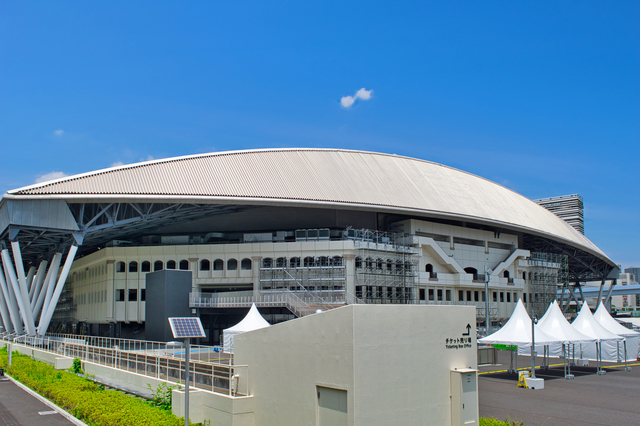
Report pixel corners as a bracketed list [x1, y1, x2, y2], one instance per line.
[0, 149, 618, 343]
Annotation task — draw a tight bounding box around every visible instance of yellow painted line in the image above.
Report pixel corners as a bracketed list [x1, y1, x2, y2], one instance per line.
[480, 361, 640, 375]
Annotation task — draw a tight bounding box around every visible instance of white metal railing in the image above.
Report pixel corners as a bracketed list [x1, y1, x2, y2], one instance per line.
[3, 334, 248, 397]
[190, 289, 350, 317]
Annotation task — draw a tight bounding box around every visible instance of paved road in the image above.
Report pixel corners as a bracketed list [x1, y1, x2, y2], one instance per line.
[0, 376, 81, 426]
[479, 351, 640, 426]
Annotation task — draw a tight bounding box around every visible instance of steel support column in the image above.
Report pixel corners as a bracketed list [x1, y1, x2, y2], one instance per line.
[9, 242, 37, 335]
[0, 263, 22, 334]
[603, 279, 617, 306]
[30, 260, 48, 309]
[0, 275, 12, 333]
[39, 253, 62, 323]
[37, 245, 77, 336]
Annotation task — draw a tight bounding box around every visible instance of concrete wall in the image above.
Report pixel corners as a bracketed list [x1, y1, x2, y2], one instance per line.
[234, 304, 478, 426]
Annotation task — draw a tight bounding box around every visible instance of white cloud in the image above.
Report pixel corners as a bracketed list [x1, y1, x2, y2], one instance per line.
[53, 129, 64, 137]
[341, 95, 356, 108]
[340, 87, 373, 108]
[355, 88, 372, 100]
[35, 171, 69, 184]
[110, 161, 124, 168]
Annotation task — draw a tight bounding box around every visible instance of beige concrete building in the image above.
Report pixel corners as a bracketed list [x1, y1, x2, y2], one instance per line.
[0, 148, 617, 340]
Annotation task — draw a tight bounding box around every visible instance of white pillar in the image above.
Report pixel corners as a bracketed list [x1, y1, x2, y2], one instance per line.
[25, 266, 36, 295]
[40, 253, 62, 323]
[37, 245, 77, 336]
[2, 264, 21, 327]
[30, 260, 48, 308]
[0, 276, 13, 333]
[0, 262, 22, 334]
[4, 245, 36, 335]
[33, 255, 60, 321]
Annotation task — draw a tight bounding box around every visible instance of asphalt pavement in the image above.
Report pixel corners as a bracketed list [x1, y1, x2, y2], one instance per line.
[479, 351, 640, 426]
[0, 374, 85, 426]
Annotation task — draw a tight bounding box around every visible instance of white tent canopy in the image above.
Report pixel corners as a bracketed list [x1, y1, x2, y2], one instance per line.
[539, 301, 595, 344]
[519, 300, 594, 357]
[571, 302, 623, 364]
[223, 304, 271, 354]
[571, 302, 623, 342]
[479, 299, 559, 346]
[593, 301, 640, 362]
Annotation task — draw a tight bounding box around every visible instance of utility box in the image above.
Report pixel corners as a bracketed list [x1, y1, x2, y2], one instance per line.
[451, 368, 479, 426]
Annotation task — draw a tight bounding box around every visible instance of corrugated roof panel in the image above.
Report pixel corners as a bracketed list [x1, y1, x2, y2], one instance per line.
[6, 148, 607, 260]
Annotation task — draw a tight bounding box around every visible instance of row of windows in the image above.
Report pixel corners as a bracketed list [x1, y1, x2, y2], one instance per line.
[115, 258, 253, 273]
[355, 257, 411, 270]
[262, 256, 343, 268]
[417, 289, 522, 303]
[115, 289, 146, 302]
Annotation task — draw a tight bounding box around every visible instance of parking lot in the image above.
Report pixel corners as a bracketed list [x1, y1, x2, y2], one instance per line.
[479, 351, 640, 426]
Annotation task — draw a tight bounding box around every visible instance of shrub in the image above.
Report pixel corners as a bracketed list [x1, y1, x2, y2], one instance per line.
[0, 347, 206, 426]
[70, 357, 83, 374]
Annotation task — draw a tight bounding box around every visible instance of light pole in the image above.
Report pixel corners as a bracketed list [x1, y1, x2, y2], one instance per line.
[530, 316, 537, 378]
[484, 266, 492, 335]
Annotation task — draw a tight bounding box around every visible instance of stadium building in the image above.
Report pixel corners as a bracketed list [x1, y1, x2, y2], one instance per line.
[0, 149, 618, 343]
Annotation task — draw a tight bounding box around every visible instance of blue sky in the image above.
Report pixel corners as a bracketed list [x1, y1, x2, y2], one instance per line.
[1, 1, 638, 270]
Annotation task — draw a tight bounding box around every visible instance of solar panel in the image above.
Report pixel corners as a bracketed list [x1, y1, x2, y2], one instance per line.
[168, 317, 206, 339]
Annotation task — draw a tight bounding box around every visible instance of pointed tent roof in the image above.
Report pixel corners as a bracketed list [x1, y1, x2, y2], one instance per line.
[538, 301, 595, 344]
[479, 299, 560, 346]
[224, 303, 271, 334]
[572, 302, 623, 342]
[594, 301, 640, 338]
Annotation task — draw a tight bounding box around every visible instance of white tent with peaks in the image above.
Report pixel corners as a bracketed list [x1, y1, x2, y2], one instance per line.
[593, 301, 640, 362]
[223, 304, 271, 354]
[519, 300, 595, 358]
[571, 302, 623, 370]
[479, 299, 559, 346]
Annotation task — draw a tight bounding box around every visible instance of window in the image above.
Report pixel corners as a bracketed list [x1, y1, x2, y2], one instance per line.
[263, 258, 273, 268]
[425, 263, 433, 273]
[116, 262, 125, 273]
[514, 292, 518, 302]
[154, 261, 163, 271]
[386, 259, 393, 271]
[503, 270, 510, 279]
[356, 286, 363, 298]
[129, 261, 138, 273]
[376, 258, 383, 270]
[500, 292, 504, 302]
[128, 289, 138, 301]
[459, 290, 464, 301]
[290, 257, 300, 268]
[437, 289, 443, 301]
[179, 260, 189, 270]
[355, 257, 362, 268]
[446, 290, 451, 301]
[493, 292, 497, 302]
[474, 291, 479, 302]
[241, 258, 252, 270]
[141, 261, 151, 272]
[482, 292, 486, 302]
[523, 293, 527, 303]
[140, 289, 146, 301]
[304, 257, 314, 267]
[320, 257, 329, 267]
[419, 288, 426, 301]
[377, 287, 383, 298]
[428, 289, 434, 301]
[275, 257, 286, 268]
[332, 256, 343, 266]
[507, 292, 511, 302]
[466, 291, 471, 301]
[166, 260, 176, 269]
[116, 289, 125, 301]
[200, 259, 210, 271]
[213, 259, 224, 270]
[227, 259, 238, 270]
[522, 271, 526, 280]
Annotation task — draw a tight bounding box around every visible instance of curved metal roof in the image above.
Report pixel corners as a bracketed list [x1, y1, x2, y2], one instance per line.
[6, 148, 611, 265]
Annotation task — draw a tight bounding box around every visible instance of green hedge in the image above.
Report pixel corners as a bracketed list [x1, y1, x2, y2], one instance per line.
[0, 347, 205, 426]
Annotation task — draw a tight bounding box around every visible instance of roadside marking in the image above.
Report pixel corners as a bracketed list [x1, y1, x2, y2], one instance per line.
[39, 410, 58, 415]
[480, 362, 640, 375]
